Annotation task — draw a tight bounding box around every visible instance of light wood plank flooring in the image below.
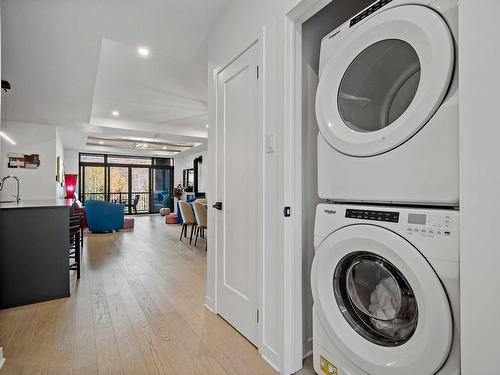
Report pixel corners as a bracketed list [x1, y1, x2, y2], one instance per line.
[0, 216, 298, 374]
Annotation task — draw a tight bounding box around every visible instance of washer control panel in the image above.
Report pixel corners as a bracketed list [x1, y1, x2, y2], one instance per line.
[345, 208, 399, 223]
[406, 213, 453, 237]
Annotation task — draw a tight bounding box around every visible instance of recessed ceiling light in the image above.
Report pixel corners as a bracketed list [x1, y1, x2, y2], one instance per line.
[205, 124, 209, 128]
[111, 110, 120, 117]
[99, 141, 104, 145]
[137, 47, 150, 57]
[162, 146, 167, 150]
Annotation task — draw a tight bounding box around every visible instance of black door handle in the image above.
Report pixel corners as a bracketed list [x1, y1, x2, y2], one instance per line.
[212, 202, 223, 210]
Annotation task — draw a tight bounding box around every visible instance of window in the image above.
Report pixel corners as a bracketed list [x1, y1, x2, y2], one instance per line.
[80, 154, 105, 163]
[79, 153, 174, 214]
[107, 155, 151, 165]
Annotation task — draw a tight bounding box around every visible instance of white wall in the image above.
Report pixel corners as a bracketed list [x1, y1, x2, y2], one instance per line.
[63, 150, 79, 174]
[460, 1, 500, 373]
[0, 122, 62, 200]
[174, 150, 208, 188]
[174, 149, 207, 203]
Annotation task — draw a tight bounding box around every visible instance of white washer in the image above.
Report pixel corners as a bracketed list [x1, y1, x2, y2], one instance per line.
[311, 203, 459, 375]
[316, 0, 458, 206]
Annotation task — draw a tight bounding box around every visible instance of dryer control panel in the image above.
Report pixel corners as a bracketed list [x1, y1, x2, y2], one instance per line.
[406, 213, 453, 237]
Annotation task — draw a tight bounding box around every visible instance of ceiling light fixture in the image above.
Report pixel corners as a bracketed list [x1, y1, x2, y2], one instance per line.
[162, 146, 167, 150]
[99, 141, 104, 145]
[0, 131, 16, 145]
[111, 110, 120, 117]
[205, 124, 209, 128]
[137, 47, 150, 57]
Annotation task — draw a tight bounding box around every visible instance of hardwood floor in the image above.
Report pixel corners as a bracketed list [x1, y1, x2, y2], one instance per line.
[0, 216, 287, 374]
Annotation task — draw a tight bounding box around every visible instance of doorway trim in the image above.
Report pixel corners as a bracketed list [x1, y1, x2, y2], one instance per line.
[283, 0, 332, 373]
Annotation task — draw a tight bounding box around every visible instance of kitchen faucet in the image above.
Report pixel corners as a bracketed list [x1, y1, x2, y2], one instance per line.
[0, 175, 21, 203]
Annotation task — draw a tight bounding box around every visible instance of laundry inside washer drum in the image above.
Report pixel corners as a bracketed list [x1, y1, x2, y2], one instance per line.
[337, 39, 421, 133]
[334, 252, 418, 347]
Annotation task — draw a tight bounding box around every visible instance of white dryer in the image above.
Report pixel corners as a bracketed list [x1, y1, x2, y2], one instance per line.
[316, 0, 458, 206]
[311, 203, 459, 375]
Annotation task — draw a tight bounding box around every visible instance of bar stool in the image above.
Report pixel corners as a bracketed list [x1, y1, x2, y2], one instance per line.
[72, 211, 84, 248]
[69, 215, 81, 279]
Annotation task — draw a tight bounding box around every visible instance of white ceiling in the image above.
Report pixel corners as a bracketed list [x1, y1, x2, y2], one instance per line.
[1, 0, 229, 156]
[91, 39, 208, 132]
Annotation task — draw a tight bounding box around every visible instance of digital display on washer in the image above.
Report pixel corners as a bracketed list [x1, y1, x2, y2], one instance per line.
[408, 213, 427, 225]
[345, 209, 399, 223]
[349, 0, 393, 28]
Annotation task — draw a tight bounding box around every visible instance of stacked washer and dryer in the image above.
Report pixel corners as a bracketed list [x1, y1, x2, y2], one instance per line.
[311, 0, 460, 374]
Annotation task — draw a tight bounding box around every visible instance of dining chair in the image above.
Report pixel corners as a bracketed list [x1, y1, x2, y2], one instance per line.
[178, 200, 197, 244]
[193, 202, 207, 250]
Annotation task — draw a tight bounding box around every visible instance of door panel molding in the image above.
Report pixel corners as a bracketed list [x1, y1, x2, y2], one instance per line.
[214, 39, 263, 349]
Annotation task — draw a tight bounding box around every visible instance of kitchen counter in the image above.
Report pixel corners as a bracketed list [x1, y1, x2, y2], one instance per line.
[0, 198, 73, 210]
[0, 199, 72, 308]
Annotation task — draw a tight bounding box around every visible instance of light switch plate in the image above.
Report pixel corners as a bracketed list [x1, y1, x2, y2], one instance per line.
[265, 133, 276, 153]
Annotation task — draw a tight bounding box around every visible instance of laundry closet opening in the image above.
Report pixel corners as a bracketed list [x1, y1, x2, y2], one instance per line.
[300, 0, 375, 359]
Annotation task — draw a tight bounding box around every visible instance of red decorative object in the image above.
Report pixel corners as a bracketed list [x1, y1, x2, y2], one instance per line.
[64, 174, 78, 199]
[166, 213, 178, 224]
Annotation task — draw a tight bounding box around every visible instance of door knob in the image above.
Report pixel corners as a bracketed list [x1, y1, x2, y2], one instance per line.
[212, 202, 223, 210]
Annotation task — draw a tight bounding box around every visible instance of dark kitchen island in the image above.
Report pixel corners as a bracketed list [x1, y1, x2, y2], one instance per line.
[0, 199, 72, 309]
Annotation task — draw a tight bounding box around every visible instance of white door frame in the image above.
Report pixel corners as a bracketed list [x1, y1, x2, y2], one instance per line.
[212, 37, 265, 352]
[283, 1, 331, 373]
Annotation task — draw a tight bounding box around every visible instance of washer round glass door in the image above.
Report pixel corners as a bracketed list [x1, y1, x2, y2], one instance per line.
[315, 5, 454, 156]
[311, 225, 453, 375]
[335, 252, 418, 347]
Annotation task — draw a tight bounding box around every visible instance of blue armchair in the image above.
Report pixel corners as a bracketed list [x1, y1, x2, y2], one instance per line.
[85, 200, 125, 233]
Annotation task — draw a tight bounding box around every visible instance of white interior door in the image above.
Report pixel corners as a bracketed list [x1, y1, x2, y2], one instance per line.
[215, 42, 260, 345]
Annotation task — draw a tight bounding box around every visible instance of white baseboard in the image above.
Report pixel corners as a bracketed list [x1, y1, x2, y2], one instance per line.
[0, 347, 5, 369]
[204, 295, 214, 312]
[260, 353, 280, 373]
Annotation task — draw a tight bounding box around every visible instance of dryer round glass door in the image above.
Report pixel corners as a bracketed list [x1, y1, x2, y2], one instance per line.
[311, 225, 453, 375]
[338, 39, 421, 133]
[315, 5, 454, 156]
